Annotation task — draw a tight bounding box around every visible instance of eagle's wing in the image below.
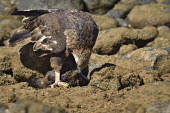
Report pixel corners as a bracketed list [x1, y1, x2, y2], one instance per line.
[9, 9, 66, 53]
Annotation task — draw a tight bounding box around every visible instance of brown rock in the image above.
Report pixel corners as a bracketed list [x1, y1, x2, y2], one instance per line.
[128, 3, 170, 28]
[84, 0, 119, 14]
[147, 26, 170, 48]
[117, 44, 138, 56]
[93, 26, 158, 55]
[7, 98, 67, 113]
[115, 47, 170, 74]
[122, 82, 170, 113]
[90, 14, 118, 30]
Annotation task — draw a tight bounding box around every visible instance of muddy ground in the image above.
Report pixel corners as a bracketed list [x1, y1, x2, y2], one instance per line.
[0, 0, 170, 113]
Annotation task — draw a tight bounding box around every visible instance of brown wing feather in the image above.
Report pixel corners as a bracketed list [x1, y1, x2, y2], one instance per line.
[10, 10, 66, 54]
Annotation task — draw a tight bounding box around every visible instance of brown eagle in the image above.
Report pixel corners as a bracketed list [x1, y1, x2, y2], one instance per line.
[9, 9, 98, 87]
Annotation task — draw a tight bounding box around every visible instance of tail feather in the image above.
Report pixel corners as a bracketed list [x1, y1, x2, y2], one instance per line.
[11, 10, 51, 16]
[9, 29, 31, 46]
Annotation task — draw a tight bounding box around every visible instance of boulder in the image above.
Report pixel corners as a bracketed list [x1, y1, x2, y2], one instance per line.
[121, 0, 156, 5]
[90, 14, 118, 30]
[13, 0, 85, 10]
[117, 44, 138, 56]
[147, 26, 170, 48]
[105, 3, 134, 18]
[156, 0, 170, 4]
[0, 13, 22, 46]
[93, 26, 158, 55]
[7, 98, 67, 113]
[0, 45, 45, 81]
[104, 9, 124, 18]
[0, 73, 17, 86]
[128, 3, 170, 28]
[84, 0, 119, 14]
[122, 82, 170, 113]
[0, 0, 16, 13]
[115, 47, 170, 74]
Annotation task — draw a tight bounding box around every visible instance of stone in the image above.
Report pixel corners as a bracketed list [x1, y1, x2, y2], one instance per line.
[84, 0, 119, 14]
[115, 47, 170, 74]
[117, 44, 138, 56]
[0, 0, 16, 13]
[105, 3, 134, 18]
[93, 28, 126, 55]
[0, 103, 8, 113]
[13, 0, 85, 10]
[128, 3, 170, 28]
[90, 14, 118, 30]
[122, 82, 170, 113]
[0, 13, 23, 46]
[0, 73, 17, 86]
[156, 0, 170, 4]
[93, 26, 158, 55]
[147, 26, 170, 48]
[7, 98, 67, 113]
[121, 0, 156, 5]
[115, 18, 129, 27]
[146, 100, 170, 113]
[104, 9, 124, 18]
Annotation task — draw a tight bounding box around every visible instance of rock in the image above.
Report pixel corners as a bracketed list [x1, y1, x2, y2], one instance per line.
[93, 26, 158, 55]
[89, 53, 117, 71]
[90, 61, 144, 90]
[0, 13, 23, 46]
[0, 73, 17, 86]
[115, 47, 170, 74]
[0, 103, 8, 113]
[146, 100, 170, 113]
[117, 44, 138, 56]
[122, 82, 170, 113]
[90, 14, 118, 30]
[7, 98, 67, 113]
[0, 47, 12, 72]
[121, 0, 156, 5]
[123, 26, 158, 41]
[7, 93, 18, 103]
[147, 26, 170, 48]
[89, 65, 120, 91]
[84, 0, 119, 14]
[93, 28, 126, 55]
[105, 3, 134, 18]
[115, 18, 129, 27]
[156, 0, 170, 4]
[13, 0, 85, 10]
[0, 0, 16, 13]
[128, 3, 170, 28]
[161, 73, 170, 82]
[0, 44, 54, 81]
[104, 10, 124, 18]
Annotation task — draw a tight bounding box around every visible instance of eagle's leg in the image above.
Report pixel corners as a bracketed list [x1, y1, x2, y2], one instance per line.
[72, 53, 90, 83]
[49, 57, 69, 88]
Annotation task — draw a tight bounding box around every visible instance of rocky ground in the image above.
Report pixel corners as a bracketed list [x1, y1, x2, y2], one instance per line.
[0, 0, 170, 113]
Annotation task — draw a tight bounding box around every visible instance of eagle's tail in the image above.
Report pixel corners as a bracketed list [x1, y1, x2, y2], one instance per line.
[9, 29, 31, 47]
[11, 10, 50, 16]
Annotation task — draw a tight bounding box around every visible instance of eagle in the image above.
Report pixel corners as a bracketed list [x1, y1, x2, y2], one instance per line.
[9, 9, 99, 88]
